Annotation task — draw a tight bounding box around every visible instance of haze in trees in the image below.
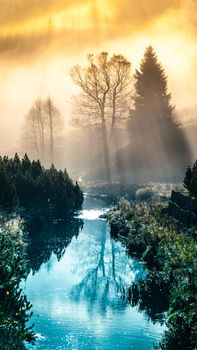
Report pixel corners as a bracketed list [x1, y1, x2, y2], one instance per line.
[117, 46, 192, 183]
[70, 52, 132, 184]
[21, 97, 63, 166]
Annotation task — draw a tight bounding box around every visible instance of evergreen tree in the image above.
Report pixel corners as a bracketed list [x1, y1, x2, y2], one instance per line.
[127, 46, 191, 182]
[21, 153, 31, 173]
[0, 155, 83, 217]
[0, 166, 17, 209]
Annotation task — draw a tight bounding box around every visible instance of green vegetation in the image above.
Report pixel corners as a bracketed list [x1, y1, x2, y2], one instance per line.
[0, 153, 83, 218]
[0, 154, 84, 348]
[0, 218, 35, 350]
[108, 200, 197, 350]
[184, 160, 197, 199]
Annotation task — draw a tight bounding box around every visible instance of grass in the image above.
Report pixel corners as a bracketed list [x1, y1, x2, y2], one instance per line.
[108, 199, 197, 350]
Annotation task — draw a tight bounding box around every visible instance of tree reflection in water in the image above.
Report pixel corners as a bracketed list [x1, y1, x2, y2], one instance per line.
[70, 219, 144, 315]
[23, 215, 84, 274]
[21, 206, 165, 350]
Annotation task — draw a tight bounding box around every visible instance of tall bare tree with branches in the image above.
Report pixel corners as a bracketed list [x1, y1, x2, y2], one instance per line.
[70, 52, 132, 184]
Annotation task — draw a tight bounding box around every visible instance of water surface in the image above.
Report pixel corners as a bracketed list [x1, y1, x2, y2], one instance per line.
[23, 196, 164, 350]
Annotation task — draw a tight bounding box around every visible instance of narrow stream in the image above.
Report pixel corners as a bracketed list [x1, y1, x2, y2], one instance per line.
[23, 196, 164, 350]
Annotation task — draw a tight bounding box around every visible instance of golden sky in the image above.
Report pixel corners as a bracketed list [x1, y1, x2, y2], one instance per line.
[0, 0, 189, 59]
[0, 0, 197, 152]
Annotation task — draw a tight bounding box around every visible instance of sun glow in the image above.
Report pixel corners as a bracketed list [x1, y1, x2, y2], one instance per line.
[0, 0, 117, 36]
[0, 0, 197, 152]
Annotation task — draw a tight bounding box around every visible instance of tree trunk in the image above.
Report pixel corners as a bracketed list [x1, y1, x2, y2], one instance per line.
[101, 118, 112, 184]
[40, 117, 45, 164]
[32, 115, 39, 159]
[37, 104, 45, 164]
[48, 103, 54, 164]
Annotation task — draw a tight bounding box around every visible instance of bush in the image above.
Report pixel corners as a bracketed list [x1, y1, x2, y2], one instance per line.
[184, 160, 197, 198]
[108, 201, 197, 349]
[0, 219, 35, 349]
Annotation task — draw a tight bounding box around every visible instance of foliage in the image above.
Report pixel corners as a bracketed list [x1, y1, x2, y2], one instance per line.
[0, 166, 18, 209]
[108, 199, 197, 349]
[184, 160, 197, 198]
[121, 46, 191, 182]
[0, 154, 83, 218]
[0, 219, 35, 349]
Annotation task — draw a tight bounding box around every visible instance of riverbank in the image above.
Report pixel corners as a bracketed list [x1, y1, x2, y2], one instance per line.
[82, 182, 179, 204]
[107, 200, 197, 350]
[22, 197, 164, 350]
[0, 218, 35, 349]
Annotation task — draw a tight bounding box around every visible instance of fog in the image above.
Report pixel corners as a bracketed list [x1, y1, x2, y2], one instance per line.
[0, 0, 197, 182]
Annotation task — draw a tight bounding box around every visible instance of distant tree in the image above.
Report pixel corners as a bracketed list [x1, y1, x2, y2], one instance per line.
[21, 97, 63, 165]
[44, 97, 62, 164]
[70, 52, 132, 184]
[126, 46, 191, 181]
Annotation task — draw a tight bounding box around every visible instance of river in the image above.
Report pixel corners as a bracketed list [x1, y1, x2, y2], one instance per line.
[23, 195, 164, 350]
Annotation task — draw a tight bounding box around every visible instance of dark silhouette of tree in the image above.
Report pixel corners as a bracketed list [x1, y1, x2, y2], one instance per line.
[21, 97, 63, 165]
[70, 52, 132, 184]
[0, 165, 17, 209]
[0, 154, 83, 218]
[120, 46, 192, 182]
[71, 220, 130, 313]
[184, 160, 197, 197]
[24, 215, 83, 274]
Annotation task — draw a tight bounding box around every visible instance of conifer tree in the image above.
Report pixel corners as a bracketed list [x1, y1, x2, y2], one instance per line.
[0, 155, 83, 217]
[127, 46, 191, 181]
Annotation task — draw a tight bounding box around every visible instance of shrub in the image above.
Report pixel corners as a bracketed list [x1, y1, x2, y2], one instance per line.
[0, 219, 35, 349]
[108, 201, 197, 349]
[184, 160, 197, 198]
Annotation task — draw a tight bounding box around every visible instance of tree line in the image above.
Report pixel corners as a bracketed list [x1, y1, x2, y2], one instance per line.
[0, 153, 83, 218]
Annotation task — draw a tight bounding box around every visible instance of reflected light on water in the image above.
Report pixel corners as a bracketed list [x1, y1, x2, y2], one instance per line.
[23, 204, 164, 350]
[77, 209, 108, 220]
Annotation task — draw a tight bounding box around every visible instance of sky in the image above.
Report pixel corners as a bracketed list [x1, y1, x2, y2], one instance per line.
[0, 0, 197, 153]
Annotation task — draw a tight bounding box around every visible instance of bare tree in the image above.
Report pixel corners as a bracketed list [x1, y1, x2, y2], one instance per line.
[21, 97, 63, 165]
[70, 52, 132, 184]
[44, 97, 62, 164]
